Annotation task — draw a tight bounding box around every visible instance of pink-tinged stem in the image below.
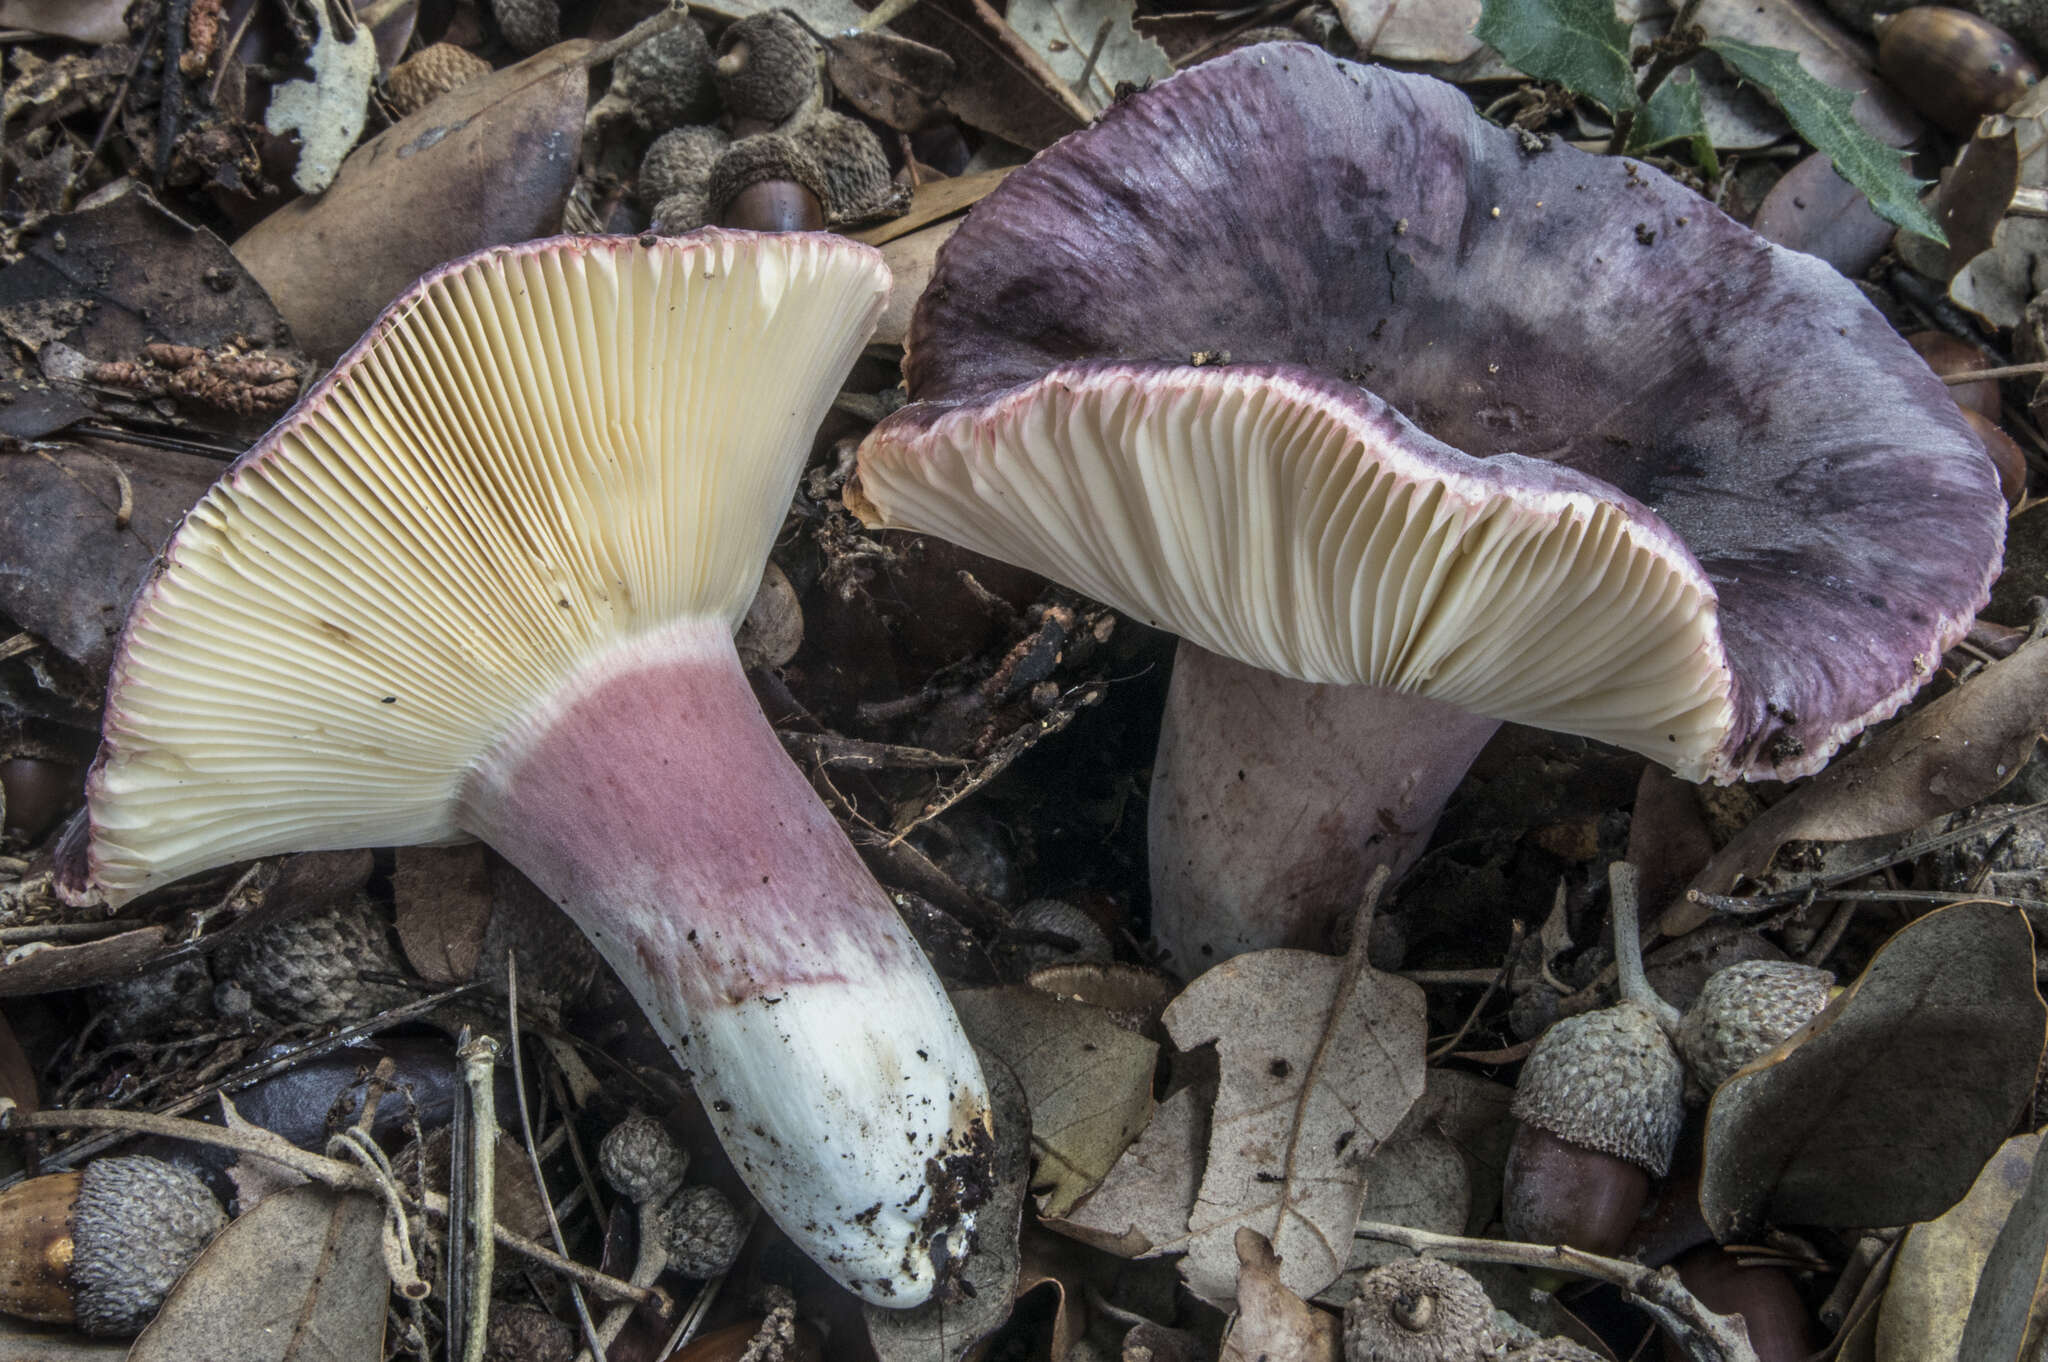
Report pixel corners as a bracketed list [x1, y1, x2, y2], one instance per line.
[457, 620, 991, 1307]
[1148, 641, 1501, 969]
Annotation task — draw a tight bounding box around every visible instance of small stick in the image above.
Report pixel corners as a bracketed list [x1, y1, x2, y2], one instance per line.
[1945, 361, 2048, 384]
[457, 1032, 501, 1362]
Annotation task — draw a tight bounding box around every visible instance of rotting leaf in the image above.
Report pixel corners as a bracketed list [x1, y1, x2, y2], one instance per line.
[865, 1054, 1030, 1362]
[264, 0, 378, 194]
[851, 168, 1015, 247]
[1218, 1229, 1342, 1362]
[885, 0, 1090, 150]
[1671, 638, 2048, 935]
[1006, 0, 1170, 113]
[1959, 1124, 2048, 1360]
[827, 30, 957, 132]
[234, 42, 589, 363]
[1878, 1132, 2040, 1362]
[1161, 939, 1426, 1306]
[1700, 901, 2045, 1240]
[1333, 0, 1484, 63]
[128, 1184, 387, 1362]
[392, 843, 494, 985]
[1045, 1080, 1209, 1257]
[951, 985, 1157, 1218]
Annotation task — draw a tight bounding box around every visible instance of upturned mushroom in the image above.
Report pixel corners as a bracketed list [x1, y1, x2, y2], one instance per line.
[850, 46, 2006, 966]
[60, 232, 993, 1305]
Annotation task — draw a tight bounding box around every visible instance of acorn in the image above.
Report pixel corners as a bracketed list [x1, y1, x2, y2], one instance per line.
[714, 11, 819, 130]
[710, 134, 828, 231]
[1962, 408, 2030, 503]
[491, 0, 560, 54]
[0, 1156, 226, 1335]
[1877, 7, 2040, 135]
[0, 756, 81, 841]
[596, 18, 718, 132]
[216, 895, 416, 1025]
[1503, 863, 1684, 1257]
[1675, 959, 1835, 1097]
[1341, 1258, 1502, 1362]
[786, 110, 909, 226]
[386, 43, 492, 117]
[659, 1184, 748, 1278]
[1659, 1245, 1818, 1362]
[1905, 330, 2002, 421]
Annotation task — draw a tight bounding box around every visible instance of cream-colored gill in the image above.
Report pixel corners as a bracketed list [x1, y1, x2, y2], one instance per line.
[855, 365, 1735, 777]
[90, 233, 889, 902]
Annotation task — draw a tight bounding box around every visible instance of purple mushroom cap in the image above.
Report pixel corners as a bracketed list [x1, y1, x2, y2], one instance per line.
[860, 45, 2004, 782]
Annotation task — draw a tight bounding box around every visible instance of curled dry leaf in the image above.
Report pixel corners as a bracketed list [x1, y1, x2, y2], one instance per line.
[233, 43, 590, 363]
[1218, 1229, 1341, 1362]
[864, 1055, 1030, 1362]
[1006, 0, 1170, 112]
[128, 1185, 387, 1362]
[1958, 1122, 2048, 1360]
[1877, 1132, 2040, 1362]
[1044, 1080, 1208, 1257]
[1161, 942, 1426, 1306]
[950, 985, 1157, 1217]
[1700, 901, 2046, 1240]
[1672, 637, 2048, 936]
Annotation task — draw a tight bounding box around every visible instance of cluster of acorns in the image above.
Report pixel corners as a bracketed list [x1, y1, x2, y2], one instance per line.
[1500, 865, 1836, 1360]
[385, 5, 907, 237]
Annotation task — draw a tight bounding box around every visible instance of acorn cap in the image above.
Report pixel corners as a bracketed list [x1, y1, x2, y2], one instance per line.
[710, 134, 830, 219]
[714, 11, 818, 124]
[651, 190, 713, 236]
[787, 110, 908, 226]
[1676, 959, 1835, 1094]
[491, 0, 559, 53]
[641, 125, 728, 206]
[1511, 1000, 1684, 1176]
[217, 896, 415, 1026]
[608, 18, 718, 130]
[73, 1156, 227, 1336]
[1013, 897, 1112, 970]
[387, 43, 492, 117]
[599, 1111, 689, 1205]
[1341, 1258, 1501, 1362]
[660, 1184, 748, 1278]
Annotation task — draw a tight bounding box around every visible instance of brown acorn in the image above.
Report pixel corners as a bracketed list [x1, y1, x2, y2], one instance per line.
[1961, 408, 2030, 503]
[710, 134, 828, 231]
[1675, 959, 1835, 1097]
[1878, 7, 2041, 135]
[0, 1157, 226, 1335]
[1503, 863, 1684, 1256]
[1341, 1258, 1502, 1362]
[1659, 1245, 1818, 1362]
[1905, 330, 2001, 420]
[386, 43, 492, 117]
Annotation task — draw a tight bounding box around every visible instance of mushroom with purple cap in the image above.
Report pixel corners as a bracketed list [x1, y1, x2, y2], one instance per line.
[849, 45, 2007, 967]
[59, 231, 993, 1306]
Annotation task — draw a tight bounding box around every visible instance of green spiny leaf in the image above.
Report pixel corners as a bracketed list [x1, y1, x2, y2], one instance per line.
[1475, 0, 1638, 116]
[1628, 69, 1719, 175]
[1706, 36, 1943, 243]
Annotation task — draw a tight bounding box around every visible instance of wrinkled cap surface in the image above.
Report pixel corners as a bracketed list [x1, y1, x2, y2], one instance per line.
[81, 231, 889, 903]
[854, 46, 2005, 782]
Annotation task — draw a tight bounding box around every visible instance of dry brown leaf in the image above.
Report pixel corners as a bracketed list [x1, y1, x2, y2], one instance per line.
[1701, 901, 2045, 1239]
[0, 0, 127, 42]
[234, 43, 589, 363]
[951, 985, 1157, 1217]
[1670, 638, 2048, 935]
[129, 1185, 388, 1362]
[826, 30, 956, 133]
[1007, 0, 1170, 111]
[1751, 149, 1895, 277]
[876, 223, 959, 348]
[885, 0, 1089, 150]
[1334, 0, 1483, 62]
[852, 168, 1016, 246]
[1162, 943, 1426, 1306]
[1218, 1229, 1342, 1362]
[1046, 1080, 1209, 1257]
[392, 843, 494, 985]
[1958, 1122, 2048, 1361]
[1879, 1132, 2041, 1362]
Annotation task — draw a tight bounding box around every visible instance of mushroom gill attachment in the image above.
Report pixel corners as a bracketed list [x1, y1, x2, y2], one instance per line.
[854, 45, 2005, 965]
[72, 233, 991, 1307]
